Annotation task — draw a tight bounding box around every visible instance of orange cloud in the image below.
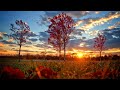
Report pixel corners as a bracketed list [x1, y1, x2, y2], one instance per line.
[0, 43, 4, 47]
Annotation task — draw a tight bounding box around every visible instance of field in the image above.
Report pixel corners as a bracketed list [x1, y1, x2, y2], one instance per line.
[0, 59, 120, 79]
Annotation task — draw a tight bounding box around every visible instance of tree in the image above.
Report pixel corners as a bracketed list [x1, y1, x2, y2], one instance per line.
[47, 27, 63, 60]
[10, 20, 31, 62]
[47, 13, 75, 60]
[94, 33, 106, 61]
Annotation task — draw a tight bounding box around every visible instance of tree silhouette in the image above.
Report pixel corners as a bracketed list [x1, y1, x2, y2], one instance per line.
[94, 33, 106, 61]
[10, 20, 31, 62]
[47, 13, 75, 60]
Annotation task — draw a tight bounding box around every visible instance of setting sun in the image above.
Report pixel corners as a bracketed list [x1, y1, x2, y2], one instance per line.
[77, 53, 84, 58]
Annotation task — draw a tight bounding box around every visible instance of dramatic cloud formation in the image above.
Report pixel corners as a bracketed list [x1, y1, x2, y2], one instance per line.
[103, 27, 120, 49]
[77, 11, 120, 31]
[0, 11, 120, 55]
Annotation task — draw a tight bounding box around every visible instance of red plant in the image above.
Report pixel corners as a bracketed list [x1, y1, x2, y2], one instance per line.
[90, 69, 120, 79]
[0, 66, 25, 79]
[47, 12, 75, 60]
[35, 66, 58, 79]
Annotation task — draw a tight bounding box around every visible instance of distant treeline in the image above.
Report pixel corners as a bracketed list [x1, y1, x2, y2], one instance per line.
[90, 55, 120, 61]
[0, 54, 120, 61]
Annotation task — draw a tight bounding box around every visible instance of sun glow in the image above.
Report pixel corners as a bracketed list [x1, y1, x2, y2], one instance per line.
[77, 53, 84, 58]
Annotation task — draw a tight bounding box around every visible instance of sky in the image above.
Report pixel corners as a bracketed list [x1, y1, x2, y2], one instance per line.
[0, 11, 120, 56]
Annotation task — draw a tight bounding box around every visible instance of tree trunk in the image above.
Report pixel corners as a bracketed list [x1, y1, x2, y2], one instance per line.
[18, 45, 21, 62]
[64, 43, 66, 61]
[59, 49, 61, 60]
[100, 50, 101, 61]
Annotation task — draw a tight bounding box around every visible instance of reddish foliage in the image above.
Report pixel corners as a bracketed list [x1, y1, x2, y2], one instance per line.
[36, 66, 58, 79]
[0, 66, 25, 79]
[47, 13, 75, 60]
[91, 69, 120, 79]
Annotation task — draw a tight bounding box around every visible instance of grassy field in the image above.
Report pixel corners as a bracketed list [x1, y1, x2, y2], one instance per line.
[0, 59, 120, 79]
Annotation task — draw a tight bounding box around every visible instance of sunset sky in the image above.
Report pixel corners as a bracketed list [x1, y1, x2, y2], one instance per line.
[0, 11, 120, 56]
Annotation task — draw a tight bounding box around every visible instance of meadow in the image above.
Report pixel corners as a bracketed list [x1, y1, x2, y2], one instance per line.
[0, 58, 120, 79]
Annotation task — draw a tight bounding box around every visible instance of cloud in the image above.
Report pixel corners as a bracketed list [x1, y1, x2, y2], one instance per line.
[0, 32, 5, 40]
[0, 48, 7, 52]
[13, 50, 37, 52]
[64, 11, 91, 18]
[26, 31, 38, 37]
[7, 37, 14, 42]
[38, 11, 93, 26]
[67, 39, 83, 49]
[25, 41, 32, 45]
[86, 30, 99, 37]
[37, 11, 61, 26]
[95, 11, 100, 14]
[39, 32, 49, 42]
[0, 42, 4, 47]
[102, 27, 120, 49]
[69, 29, 85, 40]
[1, 40, 16, 44]
[34, 43, 53, 48]
[23, 45, 31, 47]
[79, 42, 86, 47]
[9, 44, 17, 47]
[108, 22, 120, 29]
[29, 38, 38, 42]
[0, 36, 3, 40]
[77, 11, 120, 31]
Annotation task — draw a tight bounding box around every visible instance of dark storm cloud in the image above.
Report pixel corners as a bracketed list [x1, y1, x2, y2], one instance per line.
[29, 38, 38, 42]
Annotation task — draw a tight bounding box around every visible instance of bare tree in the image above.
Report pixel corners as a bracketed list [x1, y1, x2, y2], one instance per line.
[10, 20, 31, 62]
[94, 33, 106, 61]
[47, 12, 75, 60]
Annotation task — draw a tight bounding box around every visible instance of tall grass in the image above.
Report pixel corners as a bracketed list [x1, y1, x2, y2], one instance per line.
[0, 60, 120, 79]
